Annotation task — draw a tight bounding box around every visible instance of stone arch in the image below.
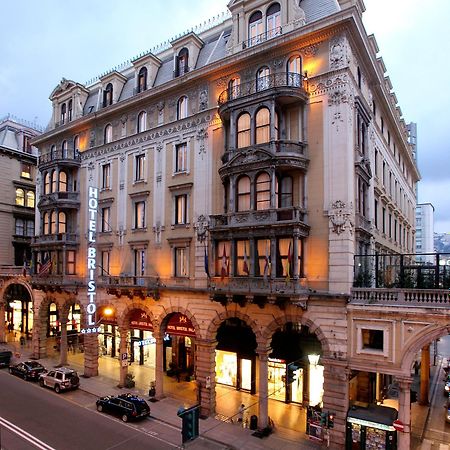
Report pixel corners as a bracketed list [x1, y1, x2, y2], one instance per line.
[263, 313, 331, 357]
[400, 323, 450, 373]
[61, 296, 85, 322]
[157, 305, 202, 339]
[1, 278, 34, 304]
[117, 301, 156, 331]
[205, 309, 262, 345]
[37, 294, 63, 321]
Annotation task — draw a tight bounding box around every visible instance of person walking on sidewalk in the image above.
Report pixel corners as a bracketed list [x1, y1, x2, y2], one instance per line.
[237, 404, 245, 425]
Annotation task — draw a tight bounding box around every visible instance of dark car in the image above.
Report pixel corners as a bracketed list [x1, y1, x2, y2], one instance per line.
[9, 361, 46, 381]
[96, 393, 150, 422]
[0, 349, 12, 368]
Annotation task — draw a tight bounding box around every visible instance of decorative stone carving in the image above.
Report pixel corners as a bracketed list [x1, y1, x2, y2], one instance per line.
[328, 200, 354, 235]
[87, 161, 95, 182]
[292, 0, 306, 26]
[331, 111, 344, 132]
[215, 76, 229, 89]
[328, 90, 349, 106]
[195, 215, 209, 243]
[196, 126, 208, 158]
[120, 114, 128, 125]
[89, 130, 96, 148]
[156, 101, 165, 112]
[271, 58, 284, 69]
[300, 44, 319, 58]
[330, 35, 349, 70]
[199, 90, 208, 111]
[156, 142, 163, 153]
[119, 153, 126, 162]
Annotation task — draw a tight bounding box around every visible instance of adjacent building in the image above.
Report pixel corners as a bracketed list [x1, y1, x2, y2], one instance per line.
[415, 202, 435, 263]
[5, 0, 420, 448]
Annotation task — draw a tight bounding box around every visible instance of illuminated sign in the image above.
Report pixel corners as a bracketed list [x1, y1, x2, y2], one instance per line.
[347, 417, 395, 432]
[135, 338, 156, 347]
[82, 186, 100, 334]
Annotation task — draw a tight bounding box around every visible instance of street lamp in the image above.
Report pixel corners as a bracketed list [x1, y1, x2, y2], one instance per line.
[81, 307, 114, 334]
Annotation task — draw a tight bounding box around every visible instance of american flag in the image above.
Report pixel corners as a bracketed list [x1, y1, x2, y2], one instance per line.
[39, 258, 52, 276]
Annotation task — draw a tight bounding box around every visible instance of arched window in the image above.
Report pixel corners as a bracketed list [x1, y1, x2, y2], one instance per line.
[43, 213, 49, 235]
[237, 113, 251, 148]
[277, 176, 293, 207]
[256, 172, 271, 210]
[255, 108, 270, 144]
[237, 176, 251, 211]
[177, 96, 188, 120]
[26, 191, 35, 208]
[50, 211, 57, 234]
[62, 140, 68, 159]
[138, 67, 148, 93]
[228, 77, 241, 100]
[60, 103, 66, 124]
[103, 83, 113, 107]
[248, 11, 263, 47]
[68, 99, 73, 121]
[73, 135, 79, 152]
[15, 188, 25, 206]
[58, 212, 67, 234]
[51, 170, 57, 193]
[287, 55, 302, 86]
[50, 145, 56, 159]
[44, 173, 50, 195]
[104, 124, 112, 144]
[59, 171, 67, 192]
[176, 48, 189, 77]
[137, 111, 147, 133]
[256, 66, 270, 91]
[266, 3, 281, 38]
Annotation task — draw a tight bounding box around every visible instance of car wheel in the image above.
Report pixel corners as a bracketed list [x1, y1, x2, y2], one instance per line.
[55, 384, 61, 394]
[97, 404, 103, 412]
[121, 414, 128, 423]
[39, 379, 45, 387]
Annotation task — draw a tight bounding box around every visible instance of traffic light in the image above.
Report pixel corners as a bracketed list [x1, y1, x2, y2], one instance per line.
[410, 390, 417, 403]
[177, 405, 200, 443]
[286, 363, 298, 384]
[328, 412, 335, 428]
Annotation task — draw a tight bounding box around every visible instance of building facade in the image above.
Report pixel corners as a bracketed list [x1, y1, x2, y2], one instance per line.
[19, 0, 420, 448]
[415, 203, 434, 263]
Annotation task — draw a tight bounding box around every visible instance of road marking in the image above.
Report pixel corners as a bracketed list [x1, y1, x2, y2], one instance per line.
[0, 416, 56, 450]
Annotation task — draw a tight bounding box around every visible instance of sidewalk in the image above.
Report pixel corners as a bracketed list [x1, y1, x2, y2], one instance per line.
[3, 337, 320, 450]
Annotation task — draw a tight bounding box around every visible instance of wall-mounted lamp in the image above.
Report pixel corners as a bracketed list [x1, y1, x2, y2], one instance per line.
[308, 353, 320, 366]
[303, 71, 308, 81]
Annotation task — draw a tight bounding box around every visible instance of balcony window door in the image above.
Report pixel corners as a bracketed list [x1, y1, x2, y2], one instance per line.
[266, 3, 281, 39]
[135, 154, 145, 181]
[175, 194, 188, 225]
[176, 48, 189, 77]
[237, 176, 251, 211]
[287, 55, 302, 87]
[137, 111, 147, 133]
[101, 207, 111, 232]
[134, 249, 146, 277]
[237, 113, 251, 148]
[60, 103, 66, 125]
[59, 171, 67, 192]
[228, 77, 240, 100]
[175, 143, 188, 173]
[255, 172, 271, 210]
[101, 251, 110, 276]
[248, 11, 263, 47]
[58, 212, 66, 234]
[177, 96, 188, 120]
[102, 164, 111, 189]
[256, 67, 270, 91]
[255, 108, 270, 144]
[256, 238, 272, 277]
[68, 100, 73, 121]
[174, 247, 188, 277]
[236, 240, 250, 276]
[216, 241, 230, 277]
[276, 238, 302, 278]
[276, 176, 293, 208]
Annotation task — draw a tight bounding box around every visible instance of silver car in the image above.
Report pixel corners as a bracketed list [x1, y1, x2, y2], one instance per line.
[39, 367, 80, 393]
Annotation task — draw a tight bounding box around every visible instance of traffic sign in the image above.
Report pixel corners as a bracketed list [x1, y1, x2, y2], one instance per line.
[393, 419, 405, 432]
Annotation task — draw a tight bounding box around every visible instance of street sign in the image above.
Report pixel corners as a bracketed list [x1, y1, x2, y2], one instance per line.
[121, 352, 128, 361]
[392, 419, 405, 432]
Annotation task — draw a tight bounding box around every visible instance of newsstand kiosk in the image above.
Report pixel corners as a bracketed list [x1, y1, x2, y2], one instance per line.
[346, 404, 397, 450]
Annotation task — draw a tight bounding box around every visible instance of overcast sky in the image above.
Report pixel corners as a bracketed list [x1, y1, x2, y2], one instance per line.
[1, 0, 449, 232]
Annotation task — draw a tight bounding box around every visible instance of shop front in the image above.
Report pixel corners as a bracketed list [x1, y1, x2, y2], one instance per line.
[268, 358, 304, 403]
[129, 309, 156, 367]
[215, 350, 254, 391]
[8, 299, 33, 335]
[346, 405, 397, 450]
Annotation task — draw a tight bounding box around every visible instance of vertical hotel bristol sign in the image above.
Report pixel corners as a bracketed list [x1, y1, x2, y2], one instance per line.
[81, 186, 100, 334]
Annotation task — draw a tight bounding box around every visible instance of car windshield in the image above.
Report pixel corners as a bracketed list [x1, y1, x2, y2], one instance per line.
[66, 372, 78, 379]
[133, 400, 149, 413]
[27, 362, 42, 369]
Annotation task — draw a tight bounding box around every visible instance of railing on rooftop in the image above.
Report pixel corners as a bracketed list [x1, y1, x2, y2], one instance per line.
[218, 72, 307, 106]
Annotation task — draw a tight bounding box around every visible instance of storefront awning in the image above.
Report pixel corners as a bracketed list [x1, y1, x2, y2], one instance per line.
[130, 309, 153, 331]
[166, 313, 195, 337]
[347, 404, 398, 431]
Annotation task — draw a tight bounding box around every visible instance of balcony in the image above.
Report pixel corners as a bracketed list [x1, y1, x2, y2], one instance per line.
[32, 233, 79, 248]
[242, 27, 282, 50]
[39, 148, 81, 169]
[218, 72, 308, 111]
[38, 191, 80, 209]
[210, 206, 307, 232]
[31, 274, 83, 294]
[355, 213, 372, 234]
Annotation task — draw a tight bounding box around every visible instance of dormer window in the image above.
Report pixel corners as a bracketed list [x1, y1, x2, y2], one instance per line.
[267, 3, 281, 38]
[103, 83, 113, 107]
[138, 67, 148, 93]
[176, 48, 189, 77]
[249, 11, 263, 47]
[68, 99, 73, 121]
[177, 96, 188, 120]
[60, 103, 66, 125]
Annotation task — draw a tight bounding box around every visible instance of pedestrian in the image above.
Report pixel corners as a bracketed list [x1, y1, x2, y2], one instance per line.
[237, 404, 245, 424]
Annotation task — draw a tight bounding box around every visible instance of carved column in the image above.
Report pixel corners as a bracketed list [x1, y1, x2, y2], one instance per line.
[118, 327, 129, 387]
[195, 339, 217, 417]
[269, 101, 277, 141]
[155, 332, 164, 398]
[420, 345, 430, 405]
[0, 303, 5, 343]
[293, 232, 299, 280]
[322, 359, 349, 450]
[59, 318, 68, 366]
[83, 333, 99, 377]
[397, 377, 412, 450]
[270, 169, 277, 209]
[257, 347, 270, 428]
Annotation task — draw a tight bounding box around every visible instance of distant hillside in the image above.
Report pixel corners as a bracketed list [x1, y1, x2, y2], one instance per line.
[434, 233, 450, 253]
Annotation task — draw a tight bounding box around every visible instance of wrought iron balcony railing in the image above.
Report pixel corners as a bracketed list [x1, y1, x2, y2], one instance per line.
[243, 26, 282, 49]
[32, 233, 79, 244]
[39, 148, 81, 165]
[218, 72, 307, 106]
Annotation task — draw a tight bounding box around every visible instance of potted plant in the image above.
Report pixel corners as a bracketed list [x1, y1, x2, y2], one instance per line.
[124, 372, 135, 388]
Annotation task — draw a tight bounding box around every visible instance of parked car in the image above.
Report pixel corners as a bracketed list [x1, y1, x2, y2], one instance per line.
[39, 367, 80, 393]
[446, 397, 450, 424]
[96, 393, 150, 422]
[0, 349, 12, 368]
[9, 361, 46, 381]
[444, 375, 450, 395]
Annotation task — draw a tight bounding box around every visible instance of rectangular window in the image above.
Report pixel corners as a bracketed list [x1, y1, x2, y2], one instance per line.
[256, 238, 271, 277]
[389, 213, 392, 238]
[102, 164, 111, 189]
[374, 150, 378, 177]
[361, 329, 384, 351]
[135, 154, 145, 181]
[101, 251, 110, 276]
[134, 249, 145, 277]
[101, 207, 111, 232]
[66, 250, 76, 275]
[134, 201, 146, 229]
[374, 200, 378, 229]
[21, 163, 32, 179]
[26, 220, 34, 237]
[382, 207, 386, 234]
[276, 238, 301, 278]
[236, 240, 250, 276]
[175, 247, 188, 277]
[175, 143, 188, 173]
[15, 219, 24, 235]
[175, 194, 187, 225]
[216, 241, 230, 277]
[381, 117, 384, 134]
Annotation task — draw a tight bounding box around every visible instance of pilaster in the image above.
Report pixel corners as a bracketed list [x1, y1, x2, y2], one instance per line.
[83, 333, 99, 377]
[195, 339, 217, 416]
